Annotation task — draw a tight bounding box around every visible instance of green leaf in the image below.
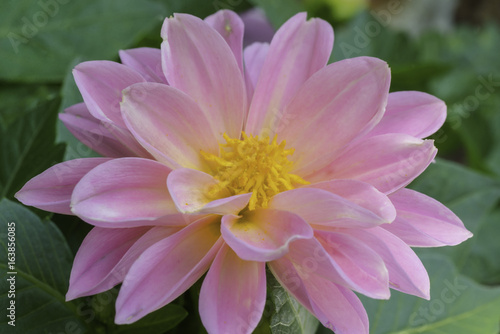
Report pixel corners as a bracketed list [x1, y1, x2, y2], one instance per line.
[248, 0, 305, 28]
[360, 254, 500, 334]
[0, 199, 91, 333]
[113, 304, 188, 334]
[0, 83, 59, 130]
[0, 0, 166, 82]
[260, 270, 319, 334]
[0, 96, 66, 200]
[410, 159, 500, 284]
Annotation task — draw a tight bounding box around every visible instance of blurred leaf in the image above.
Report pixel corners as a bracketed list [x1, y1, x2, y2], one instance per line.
[0, 0, 166, 82]
[360, 254, 500, 334]
[162, 0, 251, 18]
[0, 96, 65, 199]
[248, 0, 305, 28]
[0, 83, 59, 130]
[410, 159, 500, 284]
[459, 208, 500, 285]
[51, 214, 93, 256]
[260, 271, 319, 334]
[0, 199, 91, 333]
[113, 304, 188, 334]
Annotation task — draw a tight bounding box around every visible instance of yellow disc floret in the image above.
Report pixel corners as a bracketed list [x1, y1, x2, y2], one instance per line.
[201, 132, 309, 210]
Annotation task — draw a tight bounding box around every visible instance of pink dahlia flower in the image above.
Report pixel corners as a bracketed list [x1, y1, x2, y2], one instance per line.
[16, 10, 472, 334]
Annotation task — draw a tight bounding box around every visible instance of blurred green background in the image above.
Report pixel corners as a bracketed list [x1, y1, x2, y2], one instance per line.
[1, 0, 500, 333]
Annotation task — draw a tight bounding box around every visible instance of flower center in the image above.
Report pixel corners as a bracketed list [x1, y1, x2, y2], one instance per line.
[201, 132, 309, 210]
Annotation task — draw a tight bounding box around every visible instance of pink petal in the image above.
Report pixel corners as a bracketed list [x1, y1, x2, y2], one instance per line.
[383, 188, 472, 247]
[68, 226, 181, 300]
[115, 215, 222, 324]
[243, 42, 269, 101]
[121, 82, 219, 170]
[71, 158, 180, 227]
[310, 133, 437, 194]
[205, 10, 244, 74]
[167, 168, 251, 215]
[268, 256, 315, 313]
[278, 57, 390, 176]
[269, 188, 391, 228]
[272, 242, 370, 333]
[342, 227, 430, 299]
[15, 158, 110, 215]
[119, 47, 167, 84]
[60, 103, 151, 158]
[221, 209, 313, 262]
[367, 91, 446, 139]
[245, 12, 333, 136]
[199, 244, 266, 334]
[161, 13, 246, 140]
[315, 231, 390, 299]
[67, 226, 152, 300]
[304, 277, 369, 334]
[307, 179, 396, 223]
[287, 238, 389, 299]
[73, 61, 145, 128]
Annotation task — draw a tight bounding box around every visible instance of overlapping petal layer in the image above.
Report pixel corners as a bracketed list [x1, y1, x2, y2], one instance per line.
[245, 12, 334, 136]
[115, 216, 222, 324]
[71, 158, 180, 227]
[161, 13, 246, 140]
[221, 209, 313, 261]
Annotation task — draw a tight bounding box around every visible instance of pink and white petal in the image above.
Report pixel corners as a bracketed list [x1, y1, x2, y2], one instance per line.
[269, 188, 390, 228]
[367, 91, 446, 139]
[60, 104, 145, 158]
[119, 47, 167, 84]
[161, 13, 246, 140]
[67, 226, 151, 299]
[205, 10, 244, 74]
[287, 238, 388, 299]
[383, 188, 472, 247]
[200, 244, 266, 334]
[221, 209, 313, 262]
[115, 215, 223, 324]
[167, 168, 251, 215]
[71, 158, 178, 227]
[315, 230, 390, 299]
[310, 133, 437, 194]
[342, 227, 430, 299]
[279, 57, 390, 176]
[15, 158, 110, 215]
[73, 61, 146, 128]
[304, 277, 369, 334]
[307, 179, 396, 223]
[244, 42, 269, 101]
[121, 82, 219, 170]
[268, 256, 315, 314]
[245, 12, 333, 136]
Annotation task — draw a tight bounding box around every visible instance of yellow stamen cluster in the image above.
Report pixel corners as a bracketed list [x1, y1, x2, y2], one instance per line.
[201, 132, 309, 210]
